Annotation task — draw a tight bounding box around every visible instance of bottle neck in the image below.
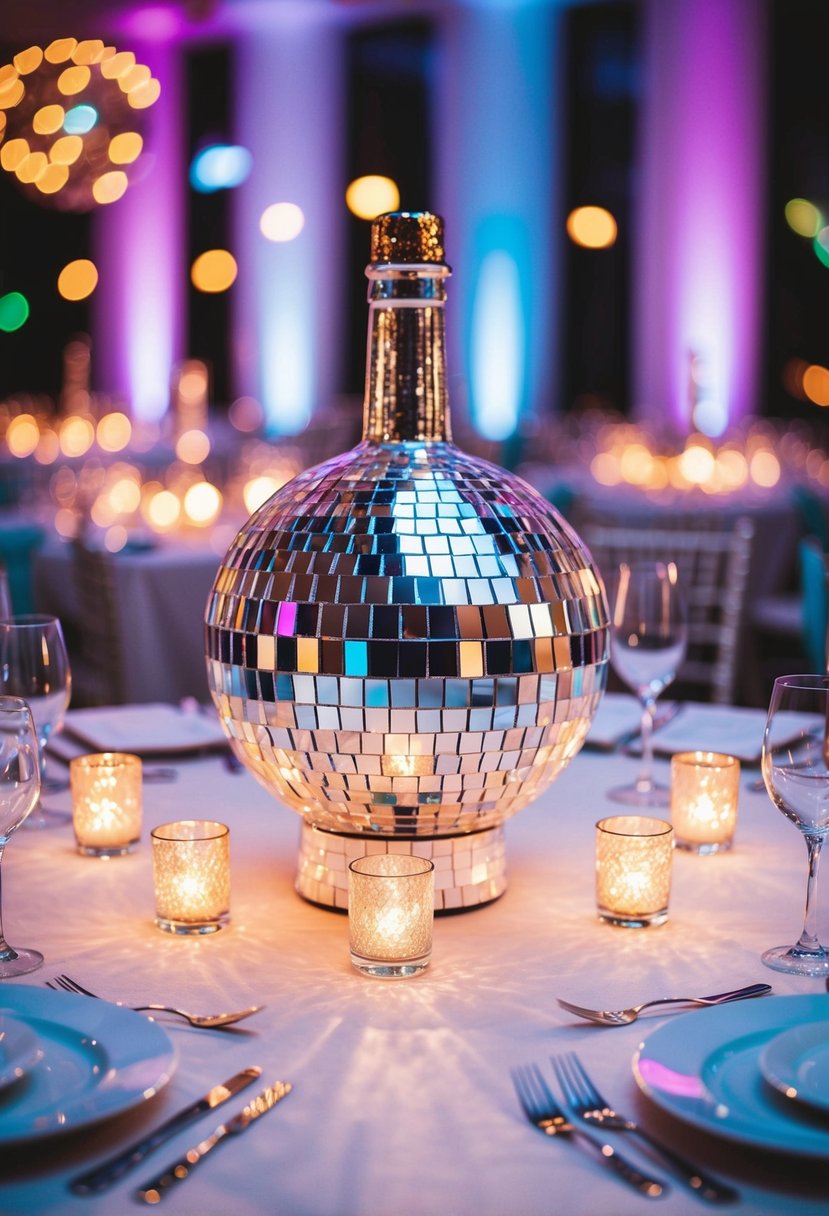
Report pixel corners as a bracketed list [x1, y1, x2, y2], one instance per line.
[362, 264, 452, 444]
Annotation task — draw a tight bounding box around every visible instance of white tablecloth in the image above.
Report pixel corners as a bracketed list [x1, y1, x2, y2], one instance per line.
[2, 704, 827, 1216]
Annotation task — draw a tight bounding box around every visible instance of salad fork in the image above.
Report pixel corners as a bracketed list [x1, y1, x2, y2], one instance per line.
[510, 1063, 665, 1198]
[46, 975, 264, 1029]
[556, 982, 771, 1026]
[552, 1052, 738, 1205]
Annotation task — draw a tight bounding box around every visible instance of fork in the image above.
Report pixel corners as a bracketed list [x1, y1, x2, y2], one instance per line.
[556, 982, 772, 1026]
[46, 975, 264, 1029]
[511, 1064, 666, 1198]
[552, 1053, 738, 1205]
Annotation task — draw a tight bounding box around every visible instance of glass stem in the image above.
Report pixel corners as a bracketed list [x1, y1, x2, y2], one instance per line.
[638, 697, 656, 791]
[0, 846, 14, 963]
[796, 834, 825, 955]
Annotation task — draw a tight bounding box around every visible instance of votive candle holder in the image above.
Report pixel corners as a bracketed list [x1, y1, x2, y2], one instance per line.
[151, 820, 230, 934]
[348, 854, 435, 978]
[596, 815, 673, 928]
[70, 752, 142, 857]
[671, 751, 740, 854]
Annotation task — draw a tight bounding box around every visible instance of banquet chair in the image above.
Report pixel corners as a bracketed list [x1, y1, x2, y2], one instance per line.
[581, 516, 755, 705]
[70, 537, 126, 706]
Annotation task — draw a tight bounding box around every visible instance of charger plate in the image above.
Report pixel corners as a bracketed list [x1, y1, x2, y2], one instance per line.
[0, 986, 176, 1143]
[633, 993, 829, 1158]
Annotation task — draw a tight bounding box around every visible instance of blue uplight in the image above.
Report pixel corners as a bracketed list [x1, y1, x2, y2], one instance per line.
[190, 144, 252, 193]
[64, 105, 98, 135]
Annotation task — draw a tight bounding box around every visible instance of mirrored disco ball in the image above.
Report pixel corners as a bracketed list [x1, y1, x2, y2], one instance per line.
[205, 441, 609, 840]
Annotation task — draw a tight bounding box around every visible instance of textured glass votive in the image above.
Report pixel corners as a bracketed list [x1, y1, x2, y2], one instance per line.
[348, 854, 435, 978]
[596, 816, 673, 928]
[70, 752, 142, 857]
[151, 820, 230, 935]
[671, 751, 740, 854]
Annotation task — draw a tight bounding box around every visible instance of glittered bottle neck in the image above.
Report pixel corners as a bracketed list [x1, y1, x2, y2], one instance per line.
[362, 265, 452, 444]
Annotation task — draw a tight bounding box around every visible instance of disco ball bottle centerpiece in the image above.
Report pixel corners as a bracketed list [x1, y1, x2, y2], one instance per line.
[205, 212, 609, 911]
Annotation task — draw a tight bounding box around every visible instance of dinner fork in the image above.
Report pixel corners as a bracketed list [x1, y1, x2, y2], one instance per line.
[552, 1053, 738, 1205]
[556, 982, 772, 1026]
[46, 975, 264, 1029]
[510, 1064, 666, 1198]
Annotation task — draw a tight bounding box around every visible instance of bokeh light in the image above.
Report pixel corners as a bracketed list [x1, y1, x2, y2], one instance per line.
[191, 249, 238, 293]
[259, 202, 305, 243]
[243, 475, 281, 514]
[678, 443, 716, 485]
[57, 258, 98, 301]
[803, 364, 829, 407]
[190, 143, 252, 192]
[0, 291, 30, 332]
[59, 414, 95, 457]
[784, 198, 822, 238]
[183, 481, 222, 525]
[63, 103, 97, 134]
[97, 411, 132, 451]
[566, 206, 618, 249]
[92, 170, 128, 204]
[108, 131, 142, 164]
[144, 488, 180, 531]
[750, 449, 781, 487]
[345, 175, 400, 220]
[6, 414, 40, 457]
[175, 429, 211, 464]
[228, 395, 264, 432]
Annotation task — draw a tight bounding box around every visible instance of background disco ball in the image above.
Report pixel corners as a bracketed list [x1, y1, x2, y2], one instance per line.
[0, 38, 159, 212]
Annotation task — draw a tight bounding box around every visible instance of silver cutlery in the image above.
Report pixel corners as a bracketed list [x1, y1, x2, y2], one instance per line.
[46, 974, 265, 1028]
[70, 1066, 262, 1194]
[556, 982, 772, 1026]
[511, 1064, 666, 1199]
[552, 1052, 738, 1204]
[136, 1079, 293, 1204]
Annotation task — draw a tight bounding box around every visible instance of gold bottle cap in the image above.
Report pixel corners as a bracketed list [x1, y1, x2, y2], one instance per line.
[370, 211, 446, 265]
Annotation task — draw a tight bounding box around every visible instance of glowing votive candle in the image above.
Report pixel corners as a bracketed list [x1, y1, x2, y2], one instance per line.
[70, 752, 142, 857]
[151, 820, 230, 934]
[671, 751, 740, 853]
[348, 854, 435, 978]
[596, 816, 673, 928]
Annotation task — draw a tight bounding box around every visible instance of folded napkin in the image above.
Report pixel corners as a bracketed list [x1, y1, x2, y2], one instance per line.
[631, 702, 771, 764]
[60, 703, 227, 757]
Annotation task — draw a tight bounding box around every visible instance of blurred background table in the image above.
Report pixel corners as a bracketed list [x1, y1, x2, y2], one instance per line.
[33, 539, 218, 705]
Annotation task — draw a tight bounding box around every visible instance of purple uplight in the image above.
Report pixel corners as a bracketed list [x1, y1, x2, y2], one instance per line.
[635, 0, 767, 436]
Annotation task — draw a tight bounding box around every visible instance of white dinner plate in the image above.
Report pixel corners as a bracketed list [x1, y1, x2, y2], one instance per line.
[63, 703, 227, 757]
[0, 1013, 43, 1091]
[0, 986, 177, 1144]
[759, 1020, 829, 1114]
[633, 993, 829, 1158]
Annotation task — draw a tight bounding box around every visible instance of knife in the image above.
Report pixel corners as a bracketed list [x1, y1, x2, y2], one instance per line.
[70, 1066, 262, 1195]
[135, 1080, 292, 1204]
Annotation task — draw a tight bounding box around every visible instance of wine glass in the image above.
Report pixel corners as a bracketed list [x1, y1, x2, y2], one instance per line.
[0, 615, 72, 828]
[761, 674, 829, 976]
[608, 560, 688, 806]
[0, 696, 43, 976]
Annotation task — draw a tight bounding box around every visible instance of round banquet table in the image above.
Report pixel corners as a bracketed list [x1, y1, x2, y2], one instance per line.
[1, 702, 827, 1216]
